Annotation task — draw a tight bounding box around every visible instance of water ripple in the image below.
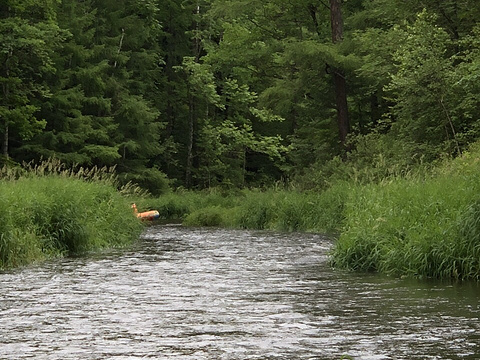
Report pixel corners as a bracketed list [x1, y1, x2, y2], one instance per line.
[0, 226, 479, 359]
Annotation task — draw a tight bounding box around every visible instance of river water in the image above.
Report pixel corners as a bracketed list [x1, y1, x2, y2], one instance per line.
[0, 225, 479, 359]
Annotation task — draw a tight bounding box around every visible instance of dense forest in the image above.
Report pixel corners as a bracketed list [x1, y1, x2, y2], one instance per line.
[1, 0, 480, 194]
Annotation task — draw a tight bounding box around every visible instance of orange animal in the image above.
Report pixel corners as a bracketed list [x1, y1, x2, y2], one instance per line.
[131, 203, 160, 221]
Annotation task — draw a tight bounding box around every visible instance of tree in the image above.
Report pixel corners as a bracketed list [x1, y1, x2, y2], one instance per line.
[329, 0, 349, 149]
[4, 0, 480, 190]
[0, 0, 63, 160]
[386, 11, 461, 157]
[17, 0, 122, 165]
[196, 78, 286, 187]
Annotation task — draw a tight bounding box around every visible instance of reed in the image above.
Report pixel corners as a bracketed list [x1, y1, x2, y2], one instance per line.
[331, 154, 480, 280]
[0, 160, 144, 269]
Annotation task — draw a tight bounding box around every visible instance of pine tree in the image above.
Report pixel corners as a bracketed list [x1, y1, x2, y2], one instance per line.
[0, 0, 63, 161]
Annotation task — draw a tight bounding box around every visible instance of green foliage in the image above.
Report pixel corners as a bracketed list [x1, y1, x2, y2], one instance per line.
[453, 24, 480, 144]
[0, 2, 65, 157]
[2, 0, 480, 200]
[180, 54, 289, 188]
[141, 194, 191, 220]
[138, 188, 239, 220]
[386, 11, 461, 155]
[119, 167, 170, 197]
[0, 160, 144, 269]
[331, 142, 480, 280]
[15, 0, 167, 191]
[235, 191, 275, 230]
[184, 206, 225, 227]
[178, 57, 223, 108]
[147, 184, 350, 235]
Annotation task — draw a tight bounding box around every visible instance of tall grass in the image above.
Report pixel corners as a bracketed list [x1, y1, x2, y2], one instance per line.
[331, 148, 480, 280]
[232, 185, 349, 233]
[0, 160, 144, 269]
[144, 184, 351, 235]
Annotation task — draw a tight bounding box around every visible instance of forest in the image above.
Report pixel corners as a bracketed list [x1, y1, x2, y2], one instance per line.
[1, 0, 479, 194]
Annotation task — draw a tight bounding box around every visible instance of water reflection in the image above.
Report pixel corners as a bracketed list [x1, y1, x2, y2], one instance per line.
[0, 225, 479, 359]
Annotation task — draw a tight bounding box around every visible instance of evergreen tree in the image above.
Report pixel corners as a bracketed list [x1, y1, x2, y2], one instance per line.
[0, 0, 63, 161]
[19, 0, 121, 165]
[18, 0, 169, 193]
[3, 0, 480, 190]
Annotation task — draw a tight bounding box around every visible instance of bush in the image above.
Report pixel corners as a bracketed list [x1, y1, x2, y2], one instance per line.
[119, 167, 170, 196]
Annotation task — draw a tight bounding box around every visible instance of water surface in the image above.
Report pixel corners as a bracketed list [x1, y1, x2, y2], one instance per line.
[1, 225, 479, 359]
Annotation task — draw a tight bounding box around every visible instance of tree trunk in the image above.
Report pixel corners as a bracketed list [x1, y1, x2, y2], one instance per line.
[186, 94, 195, 188]
[2, 49, 11, 159]
[2, 124, 8, 159]
[329, 0, 349, 148]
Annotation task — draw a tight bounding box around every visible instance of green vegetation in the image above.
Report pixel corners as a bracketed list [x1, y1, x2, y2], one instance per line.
[138, 142, 480, 281]
[332, 145, 480, 281]
[1, 1, 479, 192]
[2, 1, 480, 280]
[0, 162, 144, 269]
[138, 183, 349, 234]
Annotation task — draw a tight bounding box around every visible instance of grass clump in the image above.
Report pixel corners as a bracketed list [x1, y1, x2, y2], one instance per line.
[331, 149, 480, 280]
[0, 161, 144, 269]
[183, 206, 226, 227]
[235, 190, 275, 230]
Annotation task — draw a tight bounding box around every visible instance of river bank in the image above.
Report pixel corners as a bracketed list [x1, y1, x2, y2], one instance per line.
[3, 144, 480, 280]
[138, 143, 480, 281]
[0, 162, 144, 269]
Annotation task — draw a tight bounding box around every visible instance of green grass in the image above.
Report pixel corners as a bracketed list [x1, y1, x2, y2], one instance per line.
[0, 161, 144, 269]
[331, 148, 480, 280]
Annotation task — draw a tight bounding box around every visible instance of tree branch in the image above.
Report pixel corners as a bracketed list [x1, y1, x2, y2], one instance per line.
[113, 28, 125, 68]
[319, 0, 330, 10]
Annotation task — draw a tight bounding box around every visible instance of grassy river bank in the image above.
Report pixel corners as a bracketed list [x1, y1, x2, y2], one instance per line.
[3, 145, 480, 281]
[137, 144, 480, 281]
[0, 163, 143, 269]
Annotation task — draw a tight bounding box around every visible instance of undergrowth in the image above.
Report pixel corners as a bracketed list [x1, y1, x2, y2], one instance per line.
[0, 160, 144, 269]
[331, 144, 480, 281]
[143, 183, 350, 235]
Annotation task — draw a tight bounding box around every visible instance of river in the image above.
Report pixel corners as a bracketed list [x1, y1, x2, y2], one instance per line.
[0, 225, 479, 359]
